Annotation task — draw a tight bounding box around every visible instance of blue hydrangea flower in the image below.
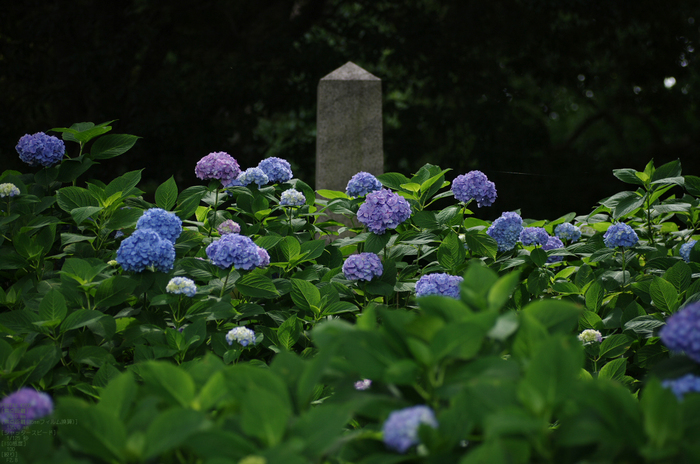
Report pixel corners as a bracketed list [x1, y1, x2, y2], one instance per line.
[660, 302, 700, 363]
[258, 157, 293, 183]
[603, 223, 638, 248]
[195, 152, 241, 184]
[237, 167, 269, 187]
[226, 326, 257, 347]
[16, 132, 66, 167]
[415, 273, 464, 299]
[662, 374, 700, 401]
[0, 388, 54, 434]
[116, 229, 176, 272]
[166, 277, 197, 297]
[680, 240, 697, 263]
[217, 219, 241, 235]
[487, 212, 523, 251]
[136, 208, 182, 244]
[520, 227, 550, 246]
[256, 246, 270, 268]
[578, 329, 603, 344]
[206, 234, 261, 270]
[357, 189, 412, 235]
[382, 405, 438, 453]
[346, 171, 383, 198]
[342, 253, 383, 281]
[280, 188, 306, 207]
[451, 170, 497, 207]
[0, 183, 20, 198]
[555, 223, 582, 243]
[542, 236, 564, 263]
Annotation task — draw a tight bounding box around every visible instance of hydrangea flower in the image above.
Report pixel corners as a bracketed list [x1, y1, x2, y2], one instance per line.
[555, 223, 582, 243]
[660, 302, 700, 363]
[346, 171, 383, 198]
[256, 246, 270, 268]
[217, 219, 241, 235]
[578, 329, 603, 344]
[382, 405, 438, 453]
[136, 208, 182, 244]
[195, 152, 241, 184]
[520, 227, 549, 246]
[680, 240, 697, 263]
[342, 253, 383, 281]
[542, 236, 565, 263]
[415, 273, 464, 299]
[206, 234, 261, 270]
[257, 157, 293, 183]
[603, 223, 638, 249]
[15, 132, 66, 167]
[357, 189, 412, 235]
[354, 379, 372, 390]
[0, 388, 54, 434]
[662, 374, 700, 401]
[451, 170, 497, 207]
[236, 167, 269, 187]
[0, 183, 20, 198]
[280, 188, 305, 207]
[487, 212, 523, 251]
[226, 326, 256, 347]
[166, 277, 197, 297]
[116, 229, 176, 272]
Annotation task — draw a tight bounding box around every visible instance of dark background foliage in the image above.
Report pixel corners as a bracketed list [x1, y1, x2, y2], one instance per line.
[2, 0, 699, 218]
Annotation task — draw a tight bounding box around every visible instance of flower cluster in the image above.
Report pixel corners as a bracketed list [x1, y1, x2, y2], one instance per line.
[603, 223, 638, 248]
[280, 188, 306, 207]
[236, 167, 269, 187]
[195, 152, 241, 184]
[542, 236, 565, 263]
[257, 246, 270, 268]
[206, 233, 261, 270]
[136, 208, 182, 244]
[166, 277, 197, 297]
[0, 388, 53, 434]
[342, 253, 383, 281]
[662, 374, 700, 401]
[226, 326, 257, 347]
[217, 219, 241, 235]
[357, 189, 412, 235]
[578, 329, 603, 344]
[354, 379, 372, 391]
[660, 302, 700, 363]
[116, 229, 176, 272]
[0, 183, 20, 198]
[16, 132, 66, 167]
[258, 157, 293, 183]
[520, 227, 549, 246]
[680, 240, 697, 263]
[382, 405, 438, 453]
[415, 273, 464, 299]
[346, 171, 383, 198]
[555, 223, 582, 243]
[451, 170, 497, 207]
[487, 212, 523, 251]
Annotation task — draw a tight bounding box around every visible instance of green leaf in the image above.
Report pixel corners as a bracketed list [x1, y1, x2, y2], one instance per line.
[71, 205, 103, 225]
[71, 346, 115, 368]
[487, 270, 521, 312]
[56, 186, 99, 212]
[529, 248, 548, 267]
[642, 379, 683, 451]
[19, 345, 62, 384]
[613, 168, 646, 186]
[322, 301, 358, 315]
[650, 276, 679, 313]
[136, 361, 196, 407]
[299, 239, 326, 260]
[684, 175, 700, 197]
[650, 159, 682, 183]
[599, 334, 634, 359]
[235, 273, 279, 298]
[663, 261, 691, 294]
[598, 358, 627, 381]
[463, 232, 498, 260]
[51, 120, 114, 144]
[104, 170, 143, 199]
[280, 236, 301, 261]
[105, 207, 143, 230]
[412, 210, 439, 229]
[90, 134, 140, 159]
[585, 281, 605, 312]
[277, 315, 303, 351]
[316, 189, 349, 199]
[98, 371, 137, 420]
[38, 288, 67, 325]
[623, 315, 665, 337]
[613, 193, 645, 219]
[523, 299, 581, 334]
[155, 176, 178, 211]
[365, 231, 392, 253]
[377, 172, 411, 190]
[437, 232, 466, 272]
[94, 276, 139, 308]
[290, 279, 321, 311]
[143, 408, 211, 460]
[60, 309, 105, 332]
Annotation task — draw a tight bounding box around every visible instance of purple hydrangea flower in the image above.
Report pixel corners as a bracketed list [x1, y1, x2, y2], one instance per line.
[258, 157, 293, 183]
[195, 152, 241, 184]
[237, 167, 269, 187]
[280, 188, 305, 207]
[415, 273, 464, 299]
[226, 326, 256, 347]
[206, 234, 261, 270]
[451, 170, 497, 207]
[217, 219, 241, 235]
[680, 240, 697, 263]
[603, 223, 638, 248]
[256, 246, 270, 268]
[116, 229, 176, 272]
[0, 183, 20, 198]
[542, 236, 565, 263]
[354, 379, 372, 390]
[166, 277, 197, 297]
[382, 405, 438, 453]
[660, 302, 700, 363]
[555, 223, 582, 243]
[136, 208, 182, 244]
[346, 172, 383, 198]
[520, 227, 549, 246]
[342, 253, 383, 281]
[357, 189, 412, 235]
[0, 388, 53, 434]
[662, 374, 700, 401]
[487, 212, 523, 251]
[16, 132, 66, 167]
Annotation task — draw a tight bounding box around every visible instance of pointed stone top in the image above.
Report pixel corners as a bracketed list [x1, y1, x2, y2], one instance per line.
[321, 62, 380, 81]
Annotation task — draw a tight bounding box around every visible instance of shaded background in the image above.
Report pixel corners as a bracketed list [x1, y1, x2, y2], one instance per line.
[2, 0, 699, 219]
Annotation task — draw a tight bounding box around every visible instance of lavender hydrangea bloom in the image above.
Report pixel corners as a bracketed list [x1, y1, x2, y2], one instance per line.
[603, 223, 638, 248]
[520, 227, 549, 246]
[382, 405, 438, 453]
[346, 171, 383, 198]
[662, 374, 700, 401]
[660, 302, 700, 363]
[357, 189, 412, 235]
[237, 167, 269, 187]
[451, 170, 497, 207]
[195, 152, 241, 184]
[354, 379, 372, 391]
[0, 388, 54, 434]
[206, 234, 261, 270]
[0, 183, 20, 198]
[136, 208, 182, 244]
[415, 273, 464, 299]
[226, 326, 256, 347]
[166, 277, 197, 297]
[217, 219, 241, 235]
[487, 212, 523, 251]
[542, 236, 564, 263]
[256, 246, 270, 268]
[116, 229, 176, 272]
[578, 329, 603, 344]
[680, 240, 697, 263]
[342, 253, 383, 281]
[258, 157, 293, 183]
[16, 132, 66, 167]
[280, 188, 305, 207]
[555, 223, 582, 243]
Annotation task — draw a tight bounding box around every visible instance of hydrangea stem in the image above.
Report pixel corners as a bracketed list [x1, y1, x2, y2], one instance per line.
[220, 269, 231, 298]
[208, 187, 220, 238]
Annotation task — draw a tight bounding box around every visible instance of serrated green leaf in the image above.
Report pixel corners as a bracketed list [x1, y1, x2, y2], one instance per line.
[649, 276, 679, 313]
[60, 309, 105, 332]
[598, 358, 627, 381]
[155, 176, 178, 211]
[291, 279, 321, 311]
[90, 134, 139, 159]
[39, 288, 67, 324]
[235, 273, 279, 298]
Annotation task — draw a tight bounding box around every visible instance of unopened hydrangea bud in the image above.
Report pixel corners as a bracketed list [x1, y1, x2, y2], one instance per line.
[346, 171, 382, 198]
[382, 405, 438, 453]
[280, 188, 305, 207]
[578, 329, 603, 344]
[451, 170, 497, 207]
[226, 326, 256, 347]
[166, 277, 197, 297]
[0, 183, 20, 198]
